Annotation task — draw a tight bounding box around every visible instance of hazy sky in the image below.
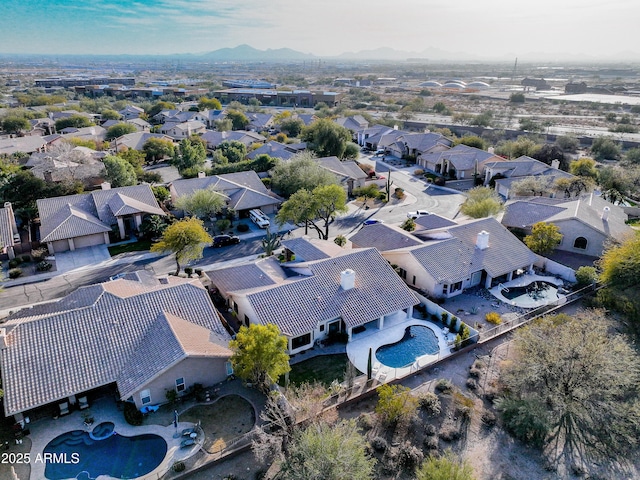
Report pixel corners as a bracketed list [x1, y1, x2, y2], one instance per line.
[1, 0, 638, 59]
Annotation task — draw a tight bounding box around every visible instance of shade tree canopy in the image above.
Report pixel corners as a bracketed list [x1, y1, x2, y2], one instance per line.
[460, 187, 504, 218]
[150, 217, 212, 275]
[301, 118, 352, 159]
[269, 151, 337, 197]
[103, 154, 137, 188]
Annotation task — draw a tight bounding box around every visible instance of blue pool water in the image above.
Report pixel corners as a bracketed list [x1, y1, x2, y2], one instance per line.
[44, 429, 167, 480]
[376, 325, 439, 368]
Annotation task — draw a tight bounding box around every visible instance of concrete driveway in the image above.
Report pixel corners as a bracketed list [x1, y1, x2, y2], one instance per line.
[54, 245, 111, 273]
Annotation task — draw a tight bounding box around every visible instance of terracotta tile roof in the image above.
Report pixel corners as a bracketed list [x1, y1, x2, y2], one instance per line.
[0, 272, 230, 416]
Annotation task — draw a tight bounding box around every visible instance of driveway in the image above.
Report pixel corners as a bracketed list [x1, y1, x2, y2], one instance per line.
[54, 245, 111, 273]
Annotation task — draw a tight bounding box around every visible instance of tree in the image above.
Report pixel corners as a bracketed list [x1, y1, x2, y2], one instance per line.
[518, 118, 543, 133]
[174, 188, 225, 220]
[100, 109, 121, 121]
[375, 384, 419, 426]
[280, 420, 375, 480]
[343, 142, 360, 159]
[197, 97, 222, 111]
[598, 233, 640, 290]
[150, 217, 212, 274]
[139, 214, 170, 240]
[454, 135, 487, 150]
[278, 184, 347, 240]
[499, 311, 640, 473]
[269, 151, 337, 197]
[172, 138, 206, 173]
[509, 92, 525, 103]
[214, 118, 233, 132]
[554, 176, 594, 198]
[105, 122, 136, 141]
[302, 119, 352, 159]
[531, 143, 569, 171]
[229, 323, 290, 390]
[460, 187, 504, 218]
[279, 118, 305, 138]
[261, 227, 282, 256]
[147, 100, 175, 118]
[624, 147, 640, 164]
[226, 109, 249, 130]
[401, 218, 416, 231]
[216, 140, 247, 164]
[574, 266, 597, 287]
[54, 115, 94, 131]
[416, 450, 476, 480]
[555, 135, 580, 153]
[590, 136, 620, 160]
[103, 155, 137, 187]
[2, 116, 31, 134]
[143, 137, 175, 164]
[597, 165, 632, 203]
[523, 222, 562, 255]
[495, 137, 541, 159]
[510, 176, 554, 197]
[569, 157, 598, 179]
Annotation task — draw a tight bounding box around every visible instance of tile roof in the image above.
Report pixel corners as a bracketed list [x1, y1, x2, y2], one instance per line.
[116, 132, 174, 151]
[242, 248, 419, 337]
[414, 214, 458, 231]
[349, 224, 423, 251]
[246, 141, 298, 160]
[410, 217, 538, 282]
[0, 272, 231, 416]
[281, 237, 344, 262]
[206, 261, 279, 297]
[0, 205, 17, 249]
[421, 144, 501, 171]
[38, 185, 164, 242]
[485, 156, 573, 179]
[316, 157, 368, 181]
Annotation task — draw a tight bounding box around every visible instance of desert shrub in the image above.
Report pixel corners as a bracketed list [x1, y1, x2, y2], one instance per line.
[376, 384, 419, 426]
[334, 235, 347, 247]
[123, 402, 143, 426]
[36, 261, 52, 272]
[172, 461, 185, 472]
[434, 176, 446, 186]
[466, 378, 477, 390]
[31, 247, 48, 261]
[468, 367, 481, 378]
[435, 379, 453, 394]
[237, 223, 250, 232]
[423, 435, 439, 450]
[184, 267, 193, 275]
[371, 436, 388, 452]
[419, 392, 441, 416]
[8, 268, 23, 279]
[414, 169, 425, 176]
[398, 442, 424, 471]
[358, 413, 374, 431]
[401, 218, 416, 231]
[496, 397, 549, 447]
[377, 193, 387, 202]
[439, 424, 462, 442]
[425, 424, 437, 436]
[575, 266, 597, 287]
[481, 410, 496, 427]
[485, 311, 502, 324]
[394, 187, 405, 199]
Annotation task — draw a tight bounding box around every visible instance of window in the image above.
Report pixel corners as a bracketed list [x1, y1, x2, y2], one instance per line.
[573, 237, 588, 250]
[291, 333, 312, 350]
[176, 377, 185, 393]
[412, 275, 416, 285]
[452, 281, 463, 292]
[319, 324, 325, 332]
[140, 389, 151, 405]
[398, 268, 407, 280]
[443, 284, 448, 294]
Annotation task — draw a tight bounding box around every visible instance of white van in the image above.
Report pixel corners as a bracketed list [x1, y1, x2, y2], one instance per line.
[249, 209, 270, 229]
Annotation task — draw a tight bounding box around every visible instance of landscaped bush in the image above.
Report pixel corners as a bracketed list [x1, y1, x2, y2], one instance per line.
[394, 187, 405, 199]
[172, 461, 185, 473]
[31, 247, 48, 261]
[450, 316, 459, 332]
[469, 367, 481, 378]
[414, 169, 425, 176]
[466, 378, 478, 390]
[485, 311, 502, 325]
[439, 424, 462, 442]
[434, 378, 453, 394]
[184, 267, 193, 275]
[419, 392, 441, 416]
[434, 176, 446, 186]
[481, 410, 496, 428]
[21, 255, 31, 263]
[425, 424, 437, 436]
[236, 223, 250, 233]
[397, 442, 424, 471]
[575, 266, 597, 287]
[36, 261, 52, 272]
[358, 413, 374, 431]
[441, 312, 449, 326]
[123, 402, 143, 426]
[8, 268, 22, 279]
[424, 435, 439, 450]
[8, 259, 20, 268]
[371, 436, 388, 452]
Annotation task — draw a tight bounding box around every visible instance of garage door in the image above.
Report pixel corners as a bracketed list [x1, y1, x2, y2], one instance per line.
[52, 239, 70, 253]
[74, 234, 106, 249]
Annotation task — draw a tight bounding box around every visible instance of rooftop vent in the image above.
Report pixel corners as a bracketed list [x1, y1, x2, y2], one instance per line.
[602, 206, 610, 221]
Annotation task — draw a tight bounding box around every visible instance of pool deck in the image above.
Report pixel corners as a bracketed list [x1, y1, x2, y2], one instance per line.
[346, 311, 454, 383]
[488, 274, 566, 309]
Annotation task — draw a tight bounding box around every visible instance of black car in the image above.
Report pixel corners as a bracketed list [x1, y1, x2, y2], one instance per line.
[212, 234, 240, 247]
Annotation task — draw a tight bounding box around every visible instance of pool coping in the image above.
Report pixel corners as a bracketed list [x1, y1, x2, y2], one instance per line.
[346, 313, 453, 383]
[488, 274, 566, 309]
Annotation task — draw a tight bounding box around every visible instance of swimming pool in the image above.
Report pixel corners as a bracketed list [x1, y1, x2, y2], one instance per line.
[376, 325, 439, 368]
[44, 429, 167, 480]
[490, 277, 565, 308]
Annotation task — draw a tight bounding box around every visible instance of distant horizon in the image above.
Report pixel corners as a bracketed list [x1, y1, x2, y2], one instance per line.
[1, 0, 639, 62]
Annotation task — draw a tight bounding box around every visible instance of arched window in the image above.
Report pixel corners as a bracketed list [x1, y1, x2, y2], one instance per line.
[573, 237, 588, 249]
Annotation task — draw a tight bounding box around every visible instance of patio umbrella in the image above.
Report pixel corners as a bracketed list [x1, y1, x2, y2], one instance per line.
[367, 348, 372, 380]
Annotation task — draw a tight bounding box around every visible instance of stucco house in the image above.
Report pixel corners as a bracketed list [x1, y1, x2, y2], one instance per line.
[206, 242, 418, 355]
[246, 141, 302, 161]
[0, 271, 232, 421]
[383, 132, 453, 161]
[355, 124, 395, 150]
[0, 202, 20, 260]
[419, 144, 505, 180]
[170, 170, 283, 216]
[37, 183, 165, 254]
[316, 156, 368, 196]
[113, 132, 174, 152]
[159, 120, 207, 140]
[352, 218, 538, 299]
[200, 130, 266, 151]
[501, 193, 633, 258]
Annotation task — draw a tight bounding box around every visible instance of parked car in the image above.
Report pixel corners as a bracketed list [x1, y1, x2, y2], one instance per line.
[407, 210, 430, 219]
[363, 218, 384, 225]
[212, 234, 240, 247]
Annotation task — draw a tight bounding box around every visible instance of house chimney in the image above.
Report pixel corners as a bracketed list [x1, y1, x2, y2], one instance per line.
[101, 181, 111, 190]
[476, 230, 490, 250]
[487, 147, 495, 154]
[340, 269, 356, 290]
[551, 159, 560, 169]
[602, 206, 610, 220]
[198, 171, 206, 179]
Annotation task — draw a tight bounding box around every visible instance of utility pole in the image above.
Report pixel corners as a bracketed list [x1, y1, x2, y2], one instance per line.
[511, 57, 518, 82]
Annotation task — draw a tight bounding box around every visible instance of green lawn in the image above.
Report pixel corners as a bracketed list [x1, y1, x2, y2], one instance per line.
[108, 239, 152, 256]
[287, 354, 362, 386]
